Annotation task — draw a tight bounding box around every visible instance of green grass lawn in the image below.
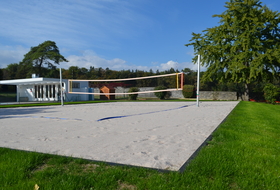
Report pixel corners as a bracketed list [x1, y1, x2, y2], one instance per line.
[0, 101, 280, 189]
[0, 92, 16, 102]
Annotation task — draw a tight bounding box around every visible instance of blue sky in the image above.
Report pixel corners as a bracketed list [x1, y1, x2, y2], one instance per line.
[0, 0, 280, 72]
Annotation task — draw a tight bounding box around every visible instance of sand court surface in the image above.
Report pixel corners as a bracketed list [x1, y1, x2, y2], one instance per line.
[0, 101, 239, 171]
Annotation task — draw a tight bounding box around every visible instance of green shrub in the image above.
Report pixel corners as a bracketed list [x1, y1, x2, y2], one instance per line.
[128, 87, 139, 100]
[154, 86, 169, 99]
[182, 85, 194, 98]
[263, 83, 280, 104]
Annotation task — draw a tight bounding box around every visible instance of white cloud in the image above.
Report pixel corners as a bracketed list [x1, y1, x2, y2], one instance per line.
[0, 0, 150, 49]
[0, 46, 29, 68]
[159, 60, 179, 70]
[151, 60, 196, 72]
[0, 45, 202, 73]
[63, 50, 201, 72]
[64, 50, 129, 70]
[63, 50, 197, 72]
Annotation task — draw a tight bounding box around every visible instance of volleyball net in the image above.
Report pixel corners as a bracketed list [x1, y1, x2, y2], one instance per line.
[68, 72, 184, 96]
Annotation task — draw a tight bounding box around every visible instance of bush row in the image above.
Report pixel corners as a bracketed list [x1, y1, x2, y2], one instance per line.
[128, 83, 280, 104]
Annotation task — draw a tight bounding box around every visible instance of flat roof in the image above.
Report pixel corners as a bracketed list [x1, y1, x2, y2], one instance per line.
[0, 78, 65, 86]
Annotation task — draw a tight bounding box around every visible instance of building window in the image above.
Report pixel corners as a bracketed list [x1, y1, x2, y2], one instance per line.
[34, 84, 61, 99]
[53, 85, 56, 98]
[35, 86, 38, 98]
[35, 85, 43, 98]
[46, 85, 49, 98]
[72, 82, 80, 88]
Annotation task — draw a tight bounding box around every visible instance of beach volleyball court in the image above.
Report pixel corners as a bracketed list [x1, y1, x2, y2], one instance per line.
[0, 101, 238, 171]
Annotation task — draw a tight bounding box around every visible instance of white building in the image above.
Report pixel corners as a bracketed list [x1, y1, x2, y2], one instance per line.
[0, 76, 94, 102]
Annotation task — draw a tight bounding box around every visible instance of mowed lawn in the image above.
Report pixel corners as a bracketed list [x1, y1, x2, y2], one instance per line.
[0, 101, 279, 189]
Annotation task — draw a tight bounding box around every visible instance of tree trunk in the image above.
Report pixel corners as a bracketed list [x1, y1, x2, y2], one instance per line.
[38, 57, 44, 77]
[244, 83, 250, 101]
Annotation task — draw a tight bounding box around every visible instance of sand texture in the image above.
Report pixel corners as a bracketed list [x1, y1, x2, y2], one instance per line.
[0, 101, 239, 171]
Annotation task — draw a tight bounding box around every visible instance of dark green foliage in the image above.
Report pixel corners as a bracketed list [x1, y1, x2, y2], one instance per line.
[263, 83, 280, 104]
[154, 86, 169, 99]
[0, 68, 3, 80]
[128, 87, 139, 100]
[5, 63, 21, 79]
[182, 68, 197, 86]
[182, 85, 194, 98]
[186, 0, 280, 100]
[20, 41, 68, 77]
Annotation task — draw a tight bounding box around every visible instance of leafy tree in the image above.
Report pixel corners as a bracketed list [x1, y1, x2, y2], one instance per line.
[263, 83, 280, 104]
[186, 0, 280, 100]
[154, 85, 169, 99]
[20, 41, 68, 77]
[128, 87, 139, 100]
[182, 85, 194, 98]
[0, 68, 3, 80]
[68, 66, 80, 79]
[4, 63, 33, 79]
[182, 68, 196, 85]
[5, 63, 20, 79]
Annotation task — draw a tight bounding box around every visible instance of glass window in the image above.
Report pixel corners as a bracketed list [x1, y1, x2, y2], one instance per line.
[35, 86, 38, 98]
[53, 85, 56, 98]
[72, 82, 80, 88]
[46, 85, 49, 98]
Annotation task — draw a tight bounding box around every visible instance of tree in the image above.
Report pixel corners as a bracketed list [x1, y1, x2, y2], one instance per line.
[0, 68, 3, 80]
[182, 85, 195, 98]
[263, 83, 280, 104]
[5, 63, 19, 79]
[182, 68, 196, 85]
[154, 85, 169, 99]
[21, 41, 68, 77]
[186, 0, 280, 100]
[128, 87, 139, 100]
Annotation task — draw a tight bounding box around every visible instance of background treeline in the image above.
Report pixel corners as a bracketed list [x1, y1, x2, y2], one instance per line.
[1, 63, 278, 101]
[0, 63, 240, 90]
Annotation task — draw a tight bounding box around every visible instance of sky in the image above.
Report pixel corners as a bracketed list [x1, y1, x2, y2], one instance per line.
[1, 0, 280, 72]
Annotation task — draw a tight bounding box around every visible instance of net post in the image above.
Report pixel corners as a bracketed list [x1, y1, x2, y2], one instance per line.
[196, 55, 201, 107]
[69, 80, 72, 93]
[60, 68, 64, 106]
[176, 73, 179, 90]
[180, 72, 184, 89]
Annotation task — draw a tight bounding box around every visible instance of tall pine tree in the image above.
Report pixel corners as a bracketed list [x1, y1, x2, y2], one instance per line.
[20, 41, 68, 77]
[186, 0, 280, 100]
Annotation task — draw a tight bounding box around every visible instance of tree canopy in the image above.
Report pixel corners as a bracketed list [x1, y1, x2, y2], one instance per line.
[20, 41, 68, 77]
[186, 0, 280, 100]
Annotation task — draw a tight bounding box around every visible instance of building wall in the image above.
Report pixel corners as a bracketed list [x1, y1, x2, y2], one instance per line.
[107, 87, 237, 100]
[16, 80, 93, 102]
[18, 83, 61, 102]
[199, 91, 237, 100]
[114, 87, 184, 99]
[65, 80, 94, 101]
[17, 85, 34, 101]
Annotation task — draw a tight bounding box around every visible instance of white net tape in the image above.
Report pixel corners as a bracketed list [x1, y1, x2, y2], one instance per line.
[68, 72, 184, 95]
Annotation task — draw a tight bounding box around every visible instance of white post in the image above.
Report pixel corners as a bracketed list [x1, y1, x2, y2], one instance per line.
[60, 68, 64, 106]
[43, 85, 46, 100]
[196, 55, 200, 107]
[16, 85, 19, 102]
[55, 84, 58, 101]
